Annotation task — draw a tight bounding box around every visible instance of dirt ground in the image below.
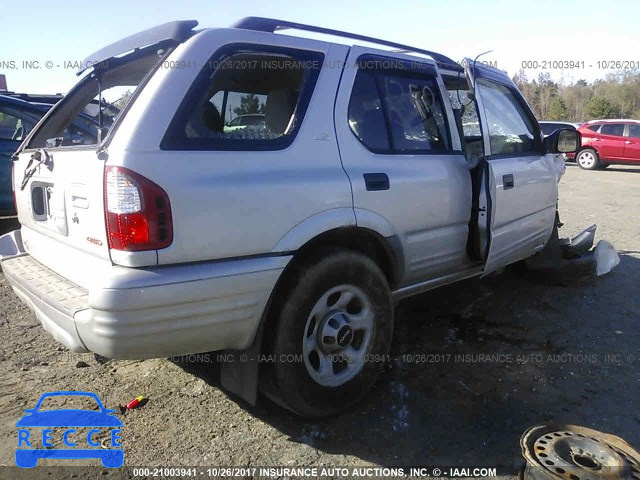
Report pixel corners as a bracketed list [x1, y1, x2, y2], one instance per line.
[0, 163, 638, 479]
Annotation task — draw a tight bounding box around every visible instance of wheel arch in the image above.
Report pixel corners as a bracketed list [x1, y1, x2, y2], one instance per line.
[259, 225, 402, 366]
[220, 222, 403, 406]
[271, 209, 402, 288]
[578, 146, 600, 156]
[290, 226, 403, 289]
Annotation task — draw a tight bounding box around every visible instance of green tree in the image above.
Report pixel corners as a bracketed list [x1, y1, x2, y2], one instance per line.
[585, 96, 615, 119]
[547, 96, 568, 120]
[516, 70, 640, 122]
[535, 73, 559, 119]
[233, 94, 266, 116]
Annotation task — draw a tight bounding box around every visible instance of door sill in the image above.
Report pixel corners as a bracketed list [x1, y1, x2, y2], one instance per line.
[391, 264, 484, 304]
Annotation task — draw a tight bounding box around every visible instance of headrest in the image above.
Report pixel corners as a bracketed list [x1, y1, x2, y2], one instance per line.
[202, 102, 223, 133]
[265, 88, 297, 135]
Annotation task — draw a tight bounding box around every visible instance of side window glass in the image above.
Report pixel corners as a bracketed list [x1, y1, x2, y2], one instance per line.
[164, 48, 323, 150]
[378, 74, 450, 152]
[477, 79, 539, 156]
[600, 124, 625, 137]
[448, 89, 481, 138]
[587, 124, 601, 132]
[628, 124, 640, 138]
[61, 124, 97, 146]
[348, 70, 389, 151]
[348, 61, 452, 154]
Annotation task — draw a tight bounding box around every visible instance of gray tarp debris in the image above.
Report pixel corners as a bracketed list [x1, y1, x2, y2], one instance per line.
[524, 222, 620, 283]
[594, 239, 620, 276]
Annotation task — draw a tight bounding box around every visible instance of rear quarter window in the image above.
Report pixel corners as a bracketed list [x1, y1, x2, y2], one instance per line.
[600, 124, 625, 137]
[628, 124, 640, 138]
[161, 45, 323, 151]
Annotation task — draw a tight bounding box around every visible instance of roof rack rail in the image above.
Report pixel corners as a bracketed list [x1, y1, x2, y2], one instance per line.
[232, 17, 461, 69]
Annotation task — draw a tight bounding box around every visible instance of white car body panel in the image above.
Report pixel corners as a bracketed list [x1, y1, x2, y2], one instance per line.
[465, 59, 557, 274]
[335, 46, 474, 285]
[0, 22, 562, 362]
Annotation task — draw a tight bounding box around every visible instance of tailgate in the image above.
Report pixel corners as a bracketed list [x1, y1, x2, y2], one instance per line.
[13, 148, 111, 287]
[8, 21, 201, 285]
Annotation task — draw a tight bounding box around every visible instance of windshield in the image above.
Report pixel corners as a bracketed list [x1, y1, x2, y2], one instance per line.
[36, 394, 101, 412]
[26, 48, 167, 149]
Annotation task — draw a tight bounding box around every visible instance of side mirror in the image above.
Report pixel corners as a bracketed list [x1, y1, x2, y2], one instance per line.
[70, 134, 84, 145]
[544, 128, 581, 154]
[45, 137, 64, 148]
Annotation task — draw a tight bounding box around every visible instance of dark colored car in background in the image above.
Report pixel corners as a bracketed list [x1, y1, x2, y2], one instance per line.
[539, 121, 582, 137]
[0, 95, 98, 215]
[0, 91, 65, 105]
[567, 119, 640, 170]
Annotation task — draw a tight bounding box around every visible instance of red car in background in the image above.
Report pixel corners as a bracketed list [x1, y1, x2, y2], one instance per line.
[568, 119, 640, 170]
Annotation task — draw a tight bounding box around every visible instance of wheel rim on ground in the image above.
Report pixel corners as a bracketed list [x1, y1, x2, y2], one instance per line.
[302, 284, 374, 387]
[578, 151, 596, 168]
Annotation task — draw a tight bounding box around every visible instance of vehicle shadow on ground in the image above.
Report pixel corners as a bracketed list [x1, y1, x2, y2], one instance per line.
[604, 167, 640, 173]
[566, 163, 640, 174]
[176, 253, 640, 469]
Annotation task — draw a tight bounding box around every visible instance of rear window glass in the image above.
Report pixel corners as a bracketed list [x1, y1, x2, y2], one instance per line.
[26, 48, 168, 149]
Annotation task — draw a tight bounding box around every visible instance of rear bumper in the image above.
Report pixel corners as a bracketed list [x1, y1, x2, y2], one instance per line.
[0, 230, 289, 359]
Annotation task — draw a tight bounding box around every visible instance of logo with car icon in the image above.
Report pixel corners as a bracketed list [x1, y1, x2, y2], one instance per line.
[15, 391, 123, 468]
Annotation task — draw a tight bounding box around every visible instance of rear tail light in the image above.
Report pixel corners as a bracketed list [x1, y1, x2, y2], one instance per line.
[104, 166, 173, 251]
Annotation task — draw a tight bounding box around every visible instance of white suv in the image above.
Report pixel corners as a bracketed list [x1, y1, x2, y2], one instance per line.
[0, 17, 579, 417]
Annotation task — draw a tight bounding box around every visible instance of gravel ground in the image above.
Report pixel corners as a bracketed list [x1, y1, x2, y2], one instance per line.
[0, 163, 638, 479]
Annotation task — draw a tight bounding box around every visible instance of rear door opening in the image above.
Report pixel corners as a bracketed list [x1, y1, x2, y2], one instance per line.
[13, 47, 171, 286]
[442, 71, 490, 264]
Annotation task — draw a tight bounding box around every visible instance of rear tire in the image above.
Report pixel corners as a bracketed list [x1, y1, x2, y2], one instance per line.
[576, 148, 600, 170]
[262, 249, 393, 418]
